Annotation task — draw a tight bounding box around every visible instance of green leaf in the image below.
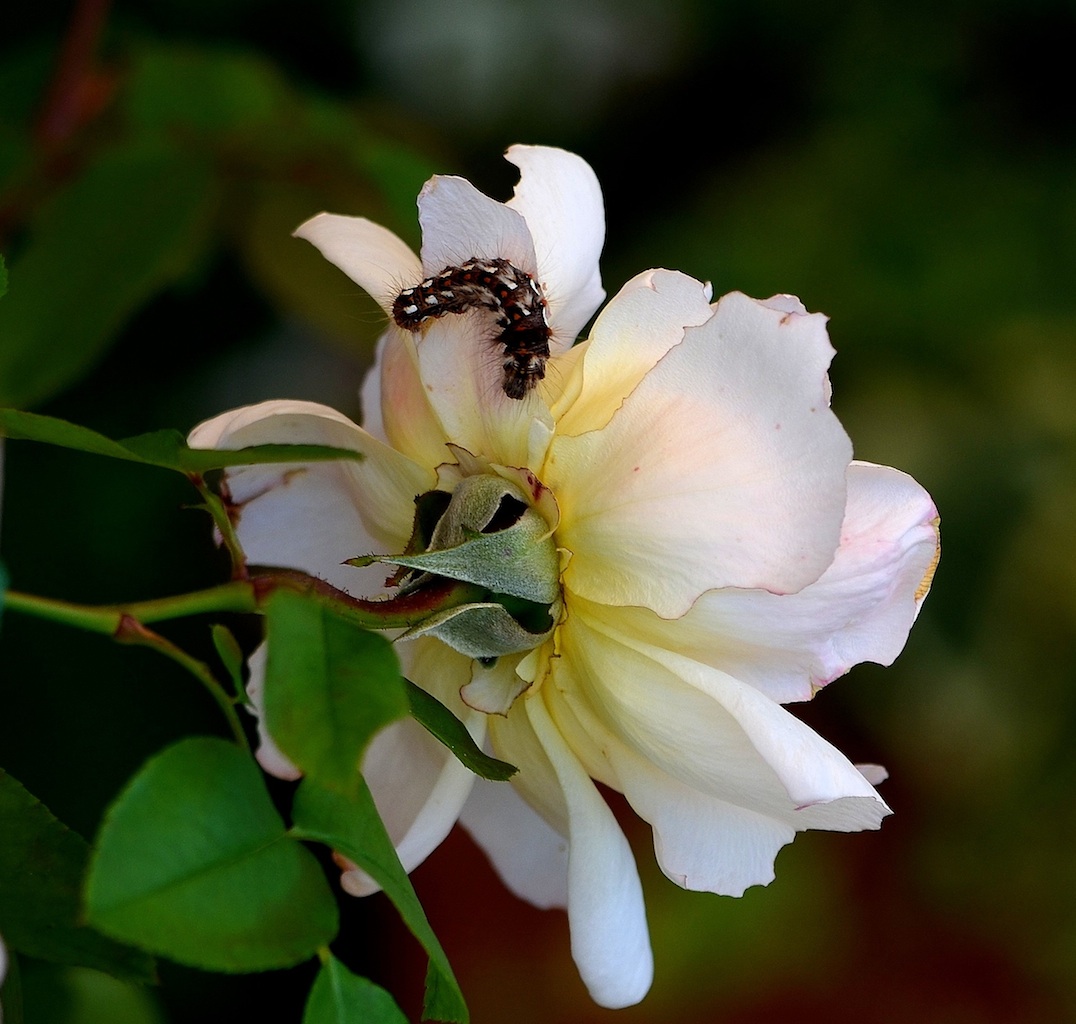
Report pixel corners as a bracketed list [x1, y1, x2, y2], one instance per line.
[291, 779, 468, 1024]
[404, 680, 516, 781]
[0, 770, 155, 983]
[0, 409, 362, 472]
[303, 954, 407, 1024]
[118, 428, 366, 473]
[263, 590, 408, 796]
[85, 737, 338, 972]
[211, 624, 247, 703]
[20, 965, 165, 1024]
[0, 409, 141, 461]
[0, 252, 7, 299]
[125, 45, 285, 136]
[0, 142, 218, 408]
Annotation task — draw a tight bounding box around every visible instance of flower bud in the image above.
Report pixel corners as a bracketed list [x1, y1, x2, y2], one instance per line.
[363, 474, 561, 660]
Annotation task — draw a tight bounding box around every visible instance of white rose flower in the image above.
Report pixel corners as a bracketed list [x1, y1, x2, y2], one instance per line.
[190, 145, 939, 1009]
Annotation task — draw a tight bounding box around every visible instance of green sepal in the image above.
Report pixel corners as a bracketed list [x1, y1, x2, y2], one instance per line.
[379, 510, 559, 604]
[399, 599, 555, 660]
[350, 472, 561, 661]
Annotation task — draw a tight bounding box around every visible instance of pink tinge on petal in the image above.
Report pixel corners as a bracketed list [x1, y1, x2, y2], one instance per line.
[856, 763, 889, 786]
[711, 461, 939, 702]
[811, 461, 940, 680]
[550, 291, 853, 617]
[592, 461, 939, 705]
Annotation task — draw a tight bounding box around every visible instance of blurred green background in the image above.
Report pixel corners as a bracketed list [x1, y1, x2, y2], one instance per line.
[1, 0, 1074, 1021]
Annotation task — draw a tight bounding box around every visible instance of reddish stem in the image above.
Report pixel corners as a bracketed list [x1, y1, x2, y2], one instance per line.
[35, 0, 114, 148]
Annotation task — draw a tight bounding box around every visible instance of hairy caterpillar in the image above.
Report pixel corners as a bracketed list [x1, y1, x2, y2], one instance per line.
[392, 257, 551, 400]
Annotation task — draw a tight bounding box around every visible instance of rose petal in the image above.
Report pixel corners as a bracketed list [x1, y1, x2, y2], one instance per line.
[417, 175, 537, 277]
[487, 693, 570, 836]
[504, 144, 606, 348]
[244, 643, 301, 781]
[552, 269, 714, 437]
[459, 776, 569, 910]
[559, 609, 888, 826]
[361, 327, 453, 469]
[409, 177, 557, 463]
[359, 330, 389, 443]
[549, 291, 853, 616]
[609, 744, 796, 896]
[565, 462, 939, 704]
[339, 717, 483, 896]
[460, 656, 530, 715]
[525, 694, 653, 1009]
[293, 214, 422, 315]
[188, 399, 436, 555]
[411, 315, 555, 470]
[679, 461, 940, 702]
[244, 638, 485, 900]
[856, 763, 889, 786]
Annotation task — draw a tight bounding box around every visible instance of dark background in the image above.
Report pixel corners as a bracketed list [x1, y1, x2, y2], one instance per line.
[2, 0, 1075, 1021]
